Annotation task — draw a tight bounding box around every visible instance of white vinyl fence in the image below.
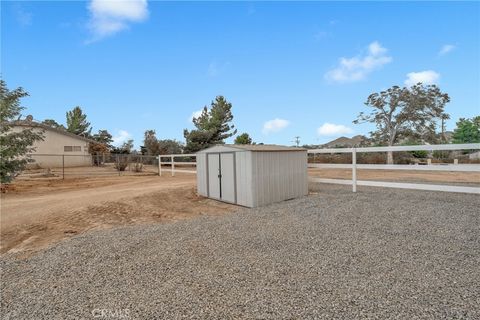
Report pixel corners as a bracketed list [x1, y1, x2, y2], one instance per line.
[308, 143, 480, 194]
[158, 154, 197, 176]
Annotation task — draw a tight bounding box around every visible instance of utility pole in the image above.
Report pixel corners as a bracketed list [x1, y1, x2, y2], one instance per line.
[292, 136, 300, 147]
[441, 113, 450, 143]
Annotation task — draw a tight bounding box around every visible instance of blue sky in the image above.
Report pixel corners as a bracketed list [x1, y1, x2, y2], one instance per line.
[2, 1, 479, 147]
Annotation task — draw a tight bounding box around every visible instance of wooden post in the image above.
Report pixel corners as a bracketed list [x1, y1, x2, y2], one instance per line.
[62, 155, 65, 180]
[117, 154, 120, 176]
[171, 156, 175, 176]
[352, 148, 357, 193]
[158, 156, 162, 176]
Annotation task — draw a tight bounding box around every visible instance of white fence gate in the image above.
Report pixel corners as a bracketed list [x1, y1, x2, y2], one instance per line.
[308, 143, 480, 194]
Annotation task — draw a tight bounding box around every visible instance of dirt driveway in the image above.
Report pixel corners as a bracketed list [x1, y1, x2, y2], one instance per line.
[0, 174, 235, 255]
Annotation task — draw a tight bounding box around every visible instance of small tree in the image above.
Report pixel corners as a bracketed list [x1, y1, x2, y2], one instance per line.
[452, 116, 480, 144]
[0, 80, 44, 183]
[66, 106, 91, 136]
[143, 130, 161, 155]
[42, 119, 65, 129]
[184, 96, 237, 152]
[121, 139, 134, 153]
[158, 139, 183, 154]
[234, 133, 253, 145]
[92, 129, 113, 150]
[353, 83, 450, 164]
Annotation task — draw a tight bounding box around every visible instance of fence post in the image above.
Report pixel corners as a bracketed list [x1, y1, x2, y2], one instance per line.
[117, 154, 120, 176]
[158, 156, 162, 176]
[62, 155, 65, 180]
[352, 148, 357, 193]
[171, 156, 175, 176]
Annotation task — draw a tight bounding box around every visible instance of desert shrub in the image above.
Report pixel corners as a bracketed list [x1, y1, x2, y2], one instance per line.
[432, 150, 451, 160]
[357, 153, 386, 164]
[133, 162, 143, 172]
[114, 157, 128, 171]
[409, 150, 428, 159]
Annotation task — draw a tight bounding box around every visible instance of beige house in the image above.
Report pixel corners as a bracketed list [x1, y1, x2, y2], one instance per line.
[11, 121, 96, 168]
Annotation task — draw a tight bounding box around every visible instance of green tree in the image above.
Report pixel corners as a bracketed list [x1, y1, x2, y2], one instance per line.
[89, 129, 114, 158]
[92, 129, 114, 149]
[184, 96, 237, 152]
[66, 106, 91, 136]
[234, 133, 253, 144]
[353, 83, 450, 164]
[143, 129, 161, 155]
[0, 80, 44, 183]
[452, 116, 480, 143]
[42, 119, 65, 129]
[142, 130, 184, 155]
[158, 139, 183, 154]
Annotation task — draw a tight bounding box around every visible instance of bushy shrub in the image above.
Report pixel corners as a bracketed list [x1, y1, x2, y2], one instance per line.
[409, 150, 428, 158]
[433, 150, 450, 160]
[133, 162, 143, 172]
[114, 157, 128, 171]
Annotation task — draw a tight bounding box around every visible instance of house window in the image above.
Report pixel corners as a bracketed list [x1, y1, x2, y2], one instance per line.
[64, 146, 82, 152]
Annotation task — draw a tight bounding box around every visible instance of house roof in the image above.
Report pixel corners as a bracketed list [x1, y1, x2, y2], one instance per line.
[200, 144, 307, 152]
[11, 120, 98, 144]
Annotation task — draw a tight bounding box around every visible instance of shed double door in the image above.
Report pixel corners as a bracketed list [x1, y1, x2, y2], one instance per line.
[207, 153, 236, 203]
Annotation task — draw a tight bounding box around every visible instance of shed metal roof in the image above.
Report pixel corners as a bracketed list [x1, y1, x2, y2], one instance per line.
[199, 144, 306, 153]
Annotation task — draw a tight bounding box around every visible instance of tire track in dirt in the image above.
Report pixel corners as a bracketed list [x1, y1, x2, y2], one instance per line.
[1, 175, 236, 255]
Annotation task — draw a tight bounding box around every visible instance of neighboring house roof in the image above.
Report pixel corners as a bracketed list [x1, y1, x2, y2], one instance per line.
[11, 120, 98, 144]
[200, 144, 307, 152]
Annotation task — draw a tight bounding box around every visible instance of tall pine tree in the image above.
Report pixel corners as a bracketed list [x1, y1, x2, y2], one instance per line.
[66, 106, 91, 136]
[184, 96, 237, 152]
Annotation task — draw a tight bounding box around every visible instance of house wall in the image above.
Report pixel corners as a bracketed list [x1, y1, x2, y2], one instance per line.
[251, 151, 308, 207]
[11, 126, 91, 168]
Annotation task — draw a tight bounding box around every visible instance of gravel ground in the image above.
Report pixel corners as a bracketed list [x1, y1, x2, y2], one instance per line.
[1, 184, 479, 319]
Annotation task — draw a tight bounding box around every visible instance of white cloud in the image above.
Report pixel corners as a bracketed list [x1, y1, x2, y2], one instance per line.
[262, 118, 289, 134]
[87, 0, 149, 42]
[112, 130, 132, 146]
[325, 41, 392, 83]
[439, 44, 456, 56]
[188, 110, 203, 122]
[404, 70, 440, 87]
[317, 123, 353, 136]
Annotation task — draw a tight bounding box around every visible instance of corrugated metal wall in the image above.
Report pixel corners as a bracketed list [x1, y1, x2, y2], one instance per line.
[196, 153, 208, 197]
[234, 151, 253, 207]
[251, 151, 308, 207]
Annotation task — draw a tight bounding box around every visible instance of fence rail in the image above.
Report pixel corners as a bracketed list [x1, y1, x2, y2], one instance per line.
[308, 143, 480, 194]
[158, 154, 197, 176]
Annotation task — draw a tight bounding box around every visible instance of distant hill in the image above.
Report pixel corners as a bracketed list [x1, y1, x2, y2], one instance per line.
[322, 135, 367, 148]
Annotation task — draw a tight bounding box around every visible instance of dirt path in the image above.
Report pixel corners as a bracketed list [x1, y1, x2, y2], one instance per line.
[1, 175, 236, 255]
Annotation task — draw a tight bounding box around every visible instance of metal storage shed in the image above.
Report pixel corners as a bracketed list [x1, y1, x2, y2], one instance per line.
[196, 144, 308, 207]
